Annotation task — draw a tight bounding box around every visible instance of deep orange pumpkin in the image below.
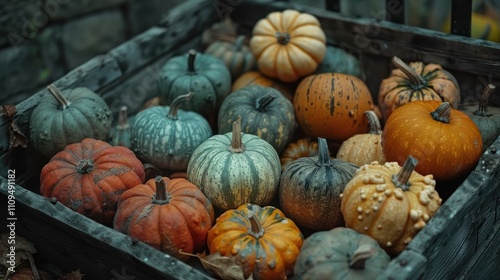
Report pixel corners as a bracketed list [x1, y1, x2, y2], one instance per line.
[231, 71, 296, 101]
[40, 138, 145, 225]
[294, 73, 376, 142]
[113, 176, 214, 262]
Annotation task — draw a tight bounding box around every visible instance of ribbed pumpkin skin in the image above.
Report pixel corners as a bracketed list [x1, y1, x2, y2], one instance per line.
[40, 138, 145, 225]
[131, 105, 212, 171]
[207, 204, 304, 279]
[294, 73, 375, 142]
[279, 138, 358, 230]
[187, 132, 281, 210]
[158, 51, 231, 118]
[109, 107, 134, 148]
[315, 45, 361, 77]
[113, 177, 214, 262]
[280, 138, 318, 171]
[205, 37, 256, 80]
[30, 87, 112, 158]
[231, 71, 295, 101]
[218, 86, 296, 154]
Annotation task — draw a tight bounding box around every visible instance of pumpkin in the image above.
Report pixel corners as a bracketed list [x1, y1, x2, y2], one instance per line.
[109, 106, 133, 148]
[459, 84, 500, 152]
[187, 116, 281, 210]
[340, 156, 442, 256]
[40, 138, 145, 225]
[442, 12, 500, 42]
[315, 45, 361, 77]
[158, 49, 231, 118]
[218, 85, 296, 154]
[294, 227, 391, 280]
[337, 110, 386, 166]
[382, 100, 482, 181]
[249, 9, 327, 82]
[378, 56, 461, 122]
[205, 35, 256, 80]
[231, 71, 296, 101]
[294, 73, 375, 142]
[201, 17, 238, 47]
[207, 203, 303, 279]
[279, 138, 358, 230]
[113, 176, 214, 262]
[30, 84, 112, 158]
[280, 138, 319, 171]
[131, 92, 212, 171]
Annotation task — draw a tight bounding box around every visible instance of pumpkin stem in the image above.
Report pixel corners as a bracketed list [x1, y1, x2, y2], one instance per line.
[349, 244, 376, 269]
[230, 116, 245, 153]
[275, 31, 290, 45]
[117, 106, 130, 129]
[256, 92, 276, 112]
[246, 208, 264, 239]
[365, 110, 382, 135]
[76, 159, 94, 174]
[316, 137, 332, 166]
[234, 35, 246, 52]
[430, 102, 451, 124]
[392, 155, 418, 191]
[168, 92, 194, 120]
[474, 84, 496, 117]
[391, 56, 426, 87]
[47, 84, 71, 110]
[187, 49, 197, 73]
[153, 176, 171, 204]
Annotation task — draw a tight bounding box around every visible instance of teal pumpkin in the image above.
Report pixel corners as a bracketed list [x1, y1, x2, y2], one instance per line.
[132, 92, 213, 171]
[158, 49, 231, 118]
[315, 46, 361, 77]
[218, 85, 296, 154]
[109, 106, 134, 148]
[187, 117, 281, 210]
[279, 138, 358, 230]
[30, 84, 112, 158]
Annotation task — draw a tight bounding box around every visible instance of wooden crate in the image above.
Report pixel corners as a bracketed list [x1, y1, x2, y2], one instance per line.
[1, 0, 500, 279]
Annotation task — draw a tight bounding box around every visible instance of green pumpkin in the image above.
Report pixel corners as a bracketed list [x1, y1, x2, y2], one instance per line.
[279, 138, 358, 230]
[30, 84, 112, 158]
[294, 227, 391, 280]
[109, 106, 134, 148]
[131, 92, 213, 171]
[218, 85, 296, 154]
[459, 84, 500, 152]
[158, 49, 231, 118]
[205, 35, 256, 80]
[187, 117, 281, 211]
[315, 46, 361, 77]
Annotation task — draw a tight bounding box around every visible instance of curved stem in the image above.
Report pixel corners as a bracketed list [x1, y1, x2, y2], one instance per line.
[365, 110, 382, 135]
[246, 209, 264, 239]
[118, 106, 130, 129]
[47, 84, 71, 110]
[168, 92, 194, 120]
[392, 155, 418, 191]
[76, 159, 94, 174]
[430, 102, 451, 124]
[316, 137, 331, 166]
[233, 35, 246, 52]
[256, 93, 276, 112]
[230, 116, 244, 153]
[275, 31, 290, 45]
[187, 49, 197, 73]
[153, 176, 170, 204]
[474, 84, 496, 117]
[392, 56, 425, 86]
[349, 244, 376, 269]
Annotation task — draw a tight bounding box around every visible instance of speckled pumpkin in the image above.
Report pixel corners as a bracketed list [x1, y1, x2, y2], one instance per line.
[205, 35, 256, 80]
[340, 156, 442, 256]
[280, 138, 319, 171]
[109, 106, 133, 148]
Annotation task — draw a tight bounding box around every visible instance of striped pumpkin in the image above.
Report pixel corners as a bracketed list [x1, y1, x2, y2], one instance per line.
[187, 117, 281, 210]
[131, 92, 212, 171]
[279, 137, 358, 230]
[218, 85, 296, 154]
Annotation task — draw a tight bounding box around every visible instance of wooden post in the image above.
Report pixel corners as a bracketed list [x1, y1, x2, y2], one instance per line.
[451, 0, 472, 37]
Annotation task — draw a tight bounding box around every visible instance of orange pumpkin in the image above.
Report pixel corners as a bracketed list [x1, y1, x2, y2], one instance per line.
[382, 101, 482, 181]
[280, 138, 319, 171]
[378, 56, 461, 122]
[294, 73, 376, 142]
[232, 71, 296, 101]
[249, 9, 326, 82]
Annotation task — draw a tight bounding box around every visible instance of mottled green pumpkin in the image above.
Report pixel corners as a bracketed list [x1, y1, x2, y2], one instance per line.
[109, 106, 134, 148]
[294, 227, 391, 280]
[279, 138, 358, 230]
[132, 93, 213, 171]
[315, 45, 361, 77]
[218, 85, 296, 154]
[205, 35, 256, 80]
[30, 84, 112, 158]
[187, 117, 281, 210]
[158, 49, 231, 118]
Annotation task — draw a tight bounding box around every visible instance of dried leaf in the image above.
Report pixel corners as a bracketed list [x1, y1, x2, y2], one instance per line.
[9, 120, 28, 149]
[1, 105, 17, 118]
[0, 234, 37, 267]
[58, 269, 84, 280]
[179, 251, 249, 280]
